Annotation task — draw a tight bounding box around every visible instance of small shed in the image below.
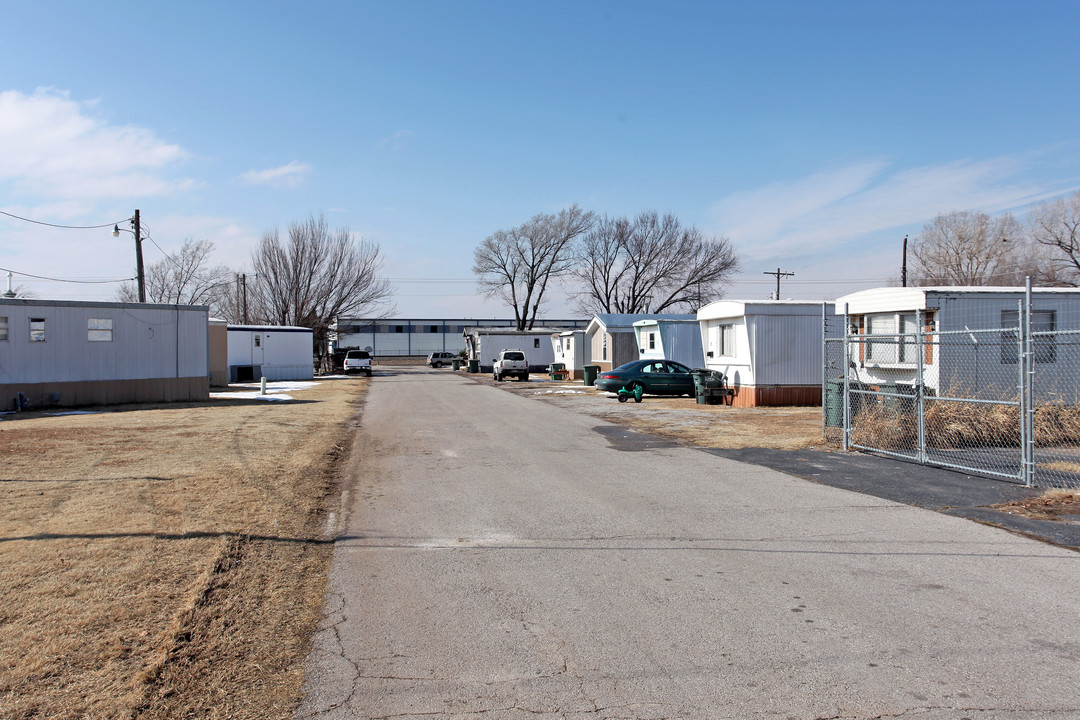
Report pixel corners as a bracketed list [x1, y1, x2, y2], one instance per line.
[585, 314, 692, 372]
[697, 300, 835, 407]
[633, 318, 704, 369]
[463, 327, 564, 373]
[227, 325, 313, 382]
[550, 330, 592, 379]
[0, 298, 209, 409]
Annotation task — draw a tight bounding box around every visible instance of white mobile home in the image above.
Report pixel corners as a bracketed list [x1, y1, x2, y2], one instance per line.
[464, 328, 565, 373]
[550, 330, 592, 379]
[0, 298, 209, 409]
[697, 300, 835, 407]
[633, 318, 704, 368]
[836, 286, 1080, 398]
[586, 314, 691, 372]
[227, 325, 313, 382]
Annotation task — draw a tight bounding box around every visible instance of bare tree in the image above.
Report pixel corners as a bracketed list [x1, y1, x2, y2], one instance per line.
[572, 211, 739, 314]
[249, 213, 393, 361]
[1028, 191, 1080, 286]
[910, 211, 1025, 285]
[473, 205, 595, 330]
[116, 239, 234, 314]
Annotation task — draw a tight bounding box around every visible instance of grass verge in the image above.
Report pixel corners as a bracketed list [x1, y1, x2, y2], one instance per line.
[0, 379, 362, 719]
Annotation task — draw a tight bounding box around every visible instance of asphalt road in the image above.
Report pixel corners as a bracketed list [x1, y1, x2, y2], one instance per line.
[297, 367, 1080, 720]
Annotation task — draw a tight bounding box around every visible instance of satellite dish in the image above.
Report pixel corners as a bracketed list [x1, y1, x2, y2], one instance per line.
[364, 346, 373, 353]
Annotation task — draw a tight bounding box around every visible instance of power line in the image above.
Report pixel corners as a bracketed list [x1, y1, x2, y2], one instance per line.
[0, 265, 134, 284]
[0, 209, 131, 230]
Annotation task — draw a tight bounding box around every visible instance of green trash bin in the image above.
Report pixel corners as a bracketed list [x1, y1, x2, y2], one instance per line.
[825, 379, 844, 427]
[451, 358, 461, 371]
[468, 359, 479, 373]
[583, 365, 600, 386]
[549, 362, 566, 380]
[692, 369, 710, 404]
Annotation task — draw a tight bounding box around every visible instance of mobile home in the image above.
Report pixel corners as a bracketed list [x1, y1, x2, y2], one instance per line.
[697, 300, 836, 406]
[0, 298, 209, 409]
[227, 325, 313, 382]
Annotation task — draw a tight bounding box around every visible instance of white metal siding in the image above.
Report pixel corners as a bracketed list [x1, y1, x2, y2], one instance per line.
[0, 300, 208, 384]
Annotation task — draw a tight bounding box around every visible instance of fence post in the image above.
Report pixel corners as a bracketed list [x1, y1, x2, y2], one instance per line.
[821, 302, 827, 442]
[1022, 279, 1035, 487]
[842, 305, 851, 451]
[916, 308, 927, 463]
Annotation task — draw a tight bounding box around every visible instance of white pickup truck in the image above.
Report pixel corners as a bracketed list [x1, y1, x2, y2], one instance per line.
[343, 349, 372, 376]
[492, 349, 529, 382]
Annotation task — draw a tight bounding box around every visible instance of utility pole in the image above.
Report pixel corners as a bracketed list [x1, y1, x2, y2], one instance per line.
[901, 235, 908, 287]
[134, 209, 145, 302]
[235, 273, 250, 324]
[763, 267, 794, 299]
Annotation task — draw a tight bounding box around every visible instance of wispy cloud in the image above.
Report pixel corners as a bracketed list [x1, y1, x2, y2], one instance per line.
[708, 150, 1073, 263]
[0, 88, 191, 200]
[375, 129, 412, 150]
[239, 161, 313, 188]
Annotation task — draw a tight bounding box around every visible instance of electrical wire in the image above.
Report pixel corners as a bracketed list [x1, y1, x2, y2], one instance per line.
[0, 210, 131, 230]
[0, 265, 134, 284]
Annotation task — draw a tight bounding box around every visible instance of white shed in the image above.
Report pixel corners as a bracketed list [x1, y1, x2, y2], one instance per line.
[463, 327, 564, 373]
[550, 330, 592, 379]
[835, 286, 1080, 397]
[0, 298, 209, 409]
[227, 325, 313, 382]
[697, 300, 835, 406]
[633, 318, 704, 368]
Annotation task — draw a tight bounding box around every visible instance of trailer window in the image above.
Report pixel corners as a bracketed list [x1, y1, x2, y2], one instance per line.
[88, 318, 113, 342]
[30, 318, 45, 342]
[0, 316, 7, 341]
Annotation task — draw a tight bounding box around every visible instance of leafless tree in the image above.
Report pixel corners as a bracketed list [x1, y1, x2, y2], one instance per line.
[116, 238, 234, 314]
[249, 213, 393, 362]
[572, 211, 739, 314]
[910, 211, 1021, 285]
[473, 205, 595, 330]
[1028, 191, 1080, 286]
[910, 209, 1071, 286]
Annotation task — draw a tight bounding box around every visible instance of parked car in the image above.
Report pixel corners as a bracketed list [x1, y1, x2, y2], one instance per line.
[426, 351, 457, 368]
[344, 349, 372, 376]
[594, 359, 695, 396]
[492, 349, 529, 382]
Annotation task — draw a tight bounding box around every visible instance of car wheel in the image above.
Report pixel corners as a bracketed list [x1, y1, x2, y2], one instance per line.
[519, 373, 528, 382]
[434, 361, 442, 368]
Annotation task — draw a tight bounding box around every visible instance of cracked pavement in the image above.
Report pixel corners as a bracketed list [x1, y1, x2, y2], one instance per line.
[295, 367, 1080, 720]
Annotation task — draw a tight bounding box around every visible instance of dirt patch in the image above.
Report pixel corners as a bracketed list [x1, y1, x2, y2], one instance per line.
[480, 374, 828, 450]
[993, 489, 1080, 522]
[0, 379, 362, 720]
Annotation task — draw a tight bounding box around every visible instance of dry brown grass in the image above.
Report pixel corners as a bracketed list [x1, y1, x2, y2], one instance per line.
[849, 392, 1080, 451]
[0, 379, 362, 720]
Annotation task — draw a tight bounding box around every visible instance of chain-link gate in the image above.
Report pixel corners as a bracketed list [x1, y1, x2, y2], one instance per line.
[822, 290, 1080, 489]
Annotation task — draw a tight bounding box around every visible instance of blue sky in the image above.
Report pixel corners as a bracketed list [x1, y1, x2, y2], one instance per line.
[3, 1, 1079, 317]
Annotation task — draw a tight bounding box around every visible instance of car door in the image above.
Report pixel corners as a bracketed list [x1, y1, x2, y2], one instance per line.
[663, 361, 694, 395]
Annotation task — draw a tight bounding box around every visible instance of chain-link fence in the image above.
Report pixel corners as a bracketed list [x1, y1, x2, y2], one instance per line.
[822, 291, 1080, 489]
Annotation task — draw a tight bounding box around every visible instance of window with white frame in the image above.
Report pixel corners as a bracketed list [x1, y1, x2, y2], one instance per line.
[864, 312, 918, 364]
[0, 316, 7, 341]
[602, 333, 608, 361]
[648, 332, 656, 350]
[710, 323, 734, 357]
[88, 318, 113, 342]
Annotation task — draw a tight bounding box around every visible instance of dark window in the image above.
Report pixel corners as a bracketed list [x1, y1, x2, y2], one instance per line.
[1001, 310, 1056, 364]
[395, 325, 405, 333]
[430, 325, 439, 333]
